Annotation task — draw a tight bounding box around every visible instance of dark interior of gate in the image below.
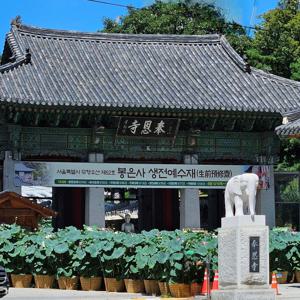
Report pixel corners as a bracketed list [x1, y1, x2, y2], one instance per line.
[52, 187, 226, 231]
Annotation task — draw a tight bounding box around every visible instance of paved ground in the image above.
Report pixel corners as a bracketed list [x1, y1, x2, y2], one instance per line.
[277, 283, 300, 299]
[4, 284, 300, 299]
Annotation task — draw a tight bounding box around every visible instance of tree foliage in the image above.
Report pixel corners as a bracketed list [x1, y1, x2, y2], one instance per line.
[277, 138, 300, 171]
[247, 0, 300, 79]
[102, 0, 250, 55]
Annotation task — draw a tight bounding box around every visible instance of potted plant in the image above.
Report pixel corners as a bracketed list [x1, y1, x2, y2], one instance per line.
[1, 226, 36, 289]
[294, 266, 300, 283]
[269, 229, 293, 284]
[77, 227, 104, 291]
[9, 241, 33, 288]
[186, 230, 218, 295]
[100, 231, 126, 292]
[53, 227, 82, 290]
[285, 231, 300, 283]
[156, 233, 190, 298]
[167, 230, 215, 298]
[134, 231, 161, 295]
[28, 229, 57, 288]
[122, 233, 146, 293]
[168, 257, 191, 298]
[155, 251, 171, 296]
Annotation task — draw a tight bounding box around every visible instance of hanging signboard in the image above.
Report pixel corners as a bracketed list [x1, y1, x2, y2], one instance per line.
[14, 162, 270, 189]
[116, 117, 180, 138]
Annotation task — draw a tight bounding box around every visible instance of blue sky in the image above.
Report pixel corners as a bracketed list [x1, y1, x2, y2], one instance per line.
[0, 0, 278, 52]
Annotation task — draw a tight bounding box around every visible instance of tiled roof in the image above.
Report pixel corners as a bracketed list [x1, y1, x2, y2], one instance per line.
[1, 23, 300, 113]
[276, 109, 300, 137]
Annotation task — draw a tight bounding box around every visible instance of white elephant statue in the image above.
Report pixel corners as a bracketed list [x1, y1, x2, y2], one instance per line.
[224, 173, 259, 217]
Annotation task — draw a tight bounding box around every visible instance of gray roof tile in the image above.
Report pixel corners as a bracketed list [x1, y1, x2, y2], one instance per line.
[276, 109, 300, 137]
[0, 23, 300, 113]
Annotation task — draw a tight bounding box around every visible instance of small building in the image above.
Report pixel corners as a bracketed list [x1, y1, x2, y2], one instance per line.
[0, 18, 299, 230]
[0, 191, 57, 230]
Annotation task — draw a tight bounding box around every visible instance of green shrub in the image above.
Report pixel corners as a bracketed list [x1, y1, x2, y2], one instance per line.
[270, 228, 300, 272]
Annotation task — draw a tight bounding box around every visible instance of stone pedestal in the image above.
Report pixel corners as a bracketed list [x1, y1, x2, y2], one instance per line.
[211, 215, 275, 300]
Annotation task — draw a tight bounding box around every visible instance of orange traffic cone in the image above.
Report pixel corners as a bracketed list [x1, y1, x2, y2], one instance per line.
[211, 270, 219, 290]
[201, 268, 210, 295]
[271, 272, 280, 295]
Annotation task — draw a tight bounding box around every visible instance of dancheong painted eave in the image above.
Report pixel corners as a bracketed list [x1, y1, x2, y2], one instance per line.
[0, 19, 300, 114]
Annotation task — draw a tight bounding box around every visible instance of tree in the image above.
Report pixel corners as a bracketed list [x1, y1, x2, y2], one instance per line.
[277, 138, 300, 171]
[247, 0, 300, 80]
[102, 0, 250, 55]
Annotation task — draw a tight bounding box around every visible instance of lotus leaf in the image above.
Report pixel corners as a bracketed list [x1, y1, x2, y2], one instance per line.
[174, 262, 183, 270]
[54, 243, 69, 254]
[26, 245, 36, 255]
[103, 241, 114, 251]
[130, 265, 138, 274]
[157, 252, 169, 264]
[171, 252, 183, 261]
[75, 248, 86, 260]
[136, 253, 147, 269]
[110, 247, 125, 259]
[2, 242, 14, 253]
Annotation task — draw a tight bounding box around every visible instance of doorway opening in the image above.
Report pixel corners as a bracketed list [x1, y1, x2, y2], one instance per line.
[200, 189, 225, 230]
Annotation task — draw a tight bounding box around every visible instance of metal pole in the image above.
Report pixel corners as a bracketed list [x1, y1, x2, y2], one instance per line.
[206, 254, 211, 300]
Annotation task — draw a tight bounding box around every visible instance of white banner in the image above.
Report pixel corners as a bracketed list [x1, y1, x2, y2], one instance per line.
[14, 162, 270, 189]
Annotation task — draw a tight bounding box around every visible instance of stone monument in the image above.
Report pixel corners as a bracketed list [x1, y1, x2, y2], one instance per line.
[211, 173, 275, 300]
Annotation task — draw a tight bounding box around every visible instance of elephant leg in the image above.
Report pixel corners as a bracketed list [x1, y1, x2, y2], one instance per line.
[234, 195, 244, 216]
[225, 190, 234, 217]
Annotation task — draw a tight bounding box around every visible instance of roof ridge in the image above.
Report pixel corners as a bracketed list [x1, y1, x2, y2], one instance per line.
[6, 31, 23, 59]
[284, 108, 300, 114]
[0, 57, 27, 73]
[285, 108, 300, 121]
[220, 36, 249, 72]
[252, 67, 300, 88]
[14, 23, 221, 44]
[0, 25, 31, 73]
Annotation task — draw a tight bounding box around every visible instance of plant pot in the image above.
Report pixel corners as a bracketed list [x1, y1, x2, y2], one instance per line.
[80, 276, 102, 291]
[158, 281, 170, 296]
[57, 276, 79, 290]
[104, 277, 125, 292]
[275, 271, 289, 284]
[34, 275, 55, 288]
[190, 282, 202, 296]
[295, 271, 300, 283]
[57, 277, 66, 289]
[11, 274, 32, 288]
[169, 283, 191, 298]
[144, 279, 160, 295]
[124, 279, 145, 293]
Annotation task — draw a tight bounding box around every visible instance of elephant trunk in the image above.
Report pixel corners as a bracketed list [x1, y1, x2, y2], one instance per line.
[248, 191, 256, 217]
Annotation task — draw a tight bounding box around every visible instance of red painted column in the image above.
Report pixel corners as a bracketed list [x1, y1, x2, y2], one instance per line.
[72, 188, 84, 229]
[163, 189, 173, 230]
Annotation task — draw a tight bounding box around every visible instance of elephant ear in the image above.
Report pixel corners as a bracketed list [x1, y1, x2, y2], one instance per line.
[231, 177, 242, 195]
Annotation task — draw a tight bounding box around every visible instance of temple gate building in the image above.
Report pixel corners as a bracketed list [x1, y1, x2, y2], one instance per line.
[0, 19, 299, 230]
